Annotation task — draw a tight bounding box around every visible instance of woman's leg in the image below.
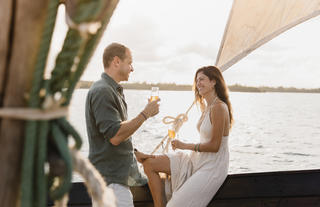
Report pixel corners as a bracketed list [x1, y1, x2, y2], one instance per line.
[139, 154, 171, 207]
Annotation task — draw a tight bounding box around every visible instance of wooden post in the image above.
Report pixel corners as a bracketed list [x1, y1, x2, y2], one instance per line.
[0, 0, 12, 104]
[0, 0, 50, 206]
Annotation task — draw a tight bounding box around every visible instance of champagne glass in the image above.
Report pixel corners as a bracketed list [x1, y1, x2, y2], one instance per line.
[150, 87, 159, 101]
[168, 126, 176, 139]
[168, 129, 176, 139]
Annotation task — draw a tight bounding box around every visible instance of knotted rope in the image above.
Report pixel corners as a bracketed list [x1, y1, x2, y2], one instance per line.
[151, 101, 195, 154]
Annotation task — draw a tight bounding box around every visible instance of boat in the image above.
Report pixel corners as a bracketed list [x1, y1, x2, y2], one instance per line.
[52, 1, 320, 206]
[2, 0, 320, 206]
[48, 169, 320, 206]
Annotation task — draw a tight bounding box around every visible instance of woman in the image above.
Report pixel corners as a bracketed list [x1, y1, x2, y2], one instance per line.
[135, 65, 233, 207]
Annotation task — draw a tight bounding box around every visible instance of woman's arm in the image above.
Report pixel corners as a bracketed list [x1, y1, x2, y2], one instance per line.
[171, 103, 228, 152]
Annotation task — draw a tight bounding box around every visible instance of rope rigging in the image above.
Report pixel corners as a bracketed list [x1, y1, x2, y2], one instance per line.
[151, 101, 195, 155]
[17, 0, 119, 207]
[2, 0, 194, 205]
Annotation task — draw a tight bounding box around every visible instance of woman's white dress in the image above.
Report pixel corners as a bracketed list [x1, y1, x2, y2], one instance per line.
[165, 108, 229, 207]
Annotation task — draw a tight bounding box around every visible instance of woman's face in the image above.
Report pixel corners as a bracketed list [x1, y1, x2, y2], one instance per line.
[196, 71, 215, 96]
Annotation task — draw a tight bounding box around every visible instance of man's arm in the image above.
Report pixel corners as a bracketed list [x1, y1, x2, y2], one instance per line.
[109, 112, 146, 146]
[109, 99, 160, 146]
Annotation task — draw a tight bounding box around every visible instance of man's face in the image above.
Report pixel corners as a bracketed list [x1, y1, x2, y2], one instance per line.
[118, 49, 134, 81]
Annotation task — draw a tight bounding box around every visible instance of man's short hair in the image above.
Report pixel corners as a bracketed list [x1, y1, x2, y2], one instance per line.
[103, 43, 128, 68]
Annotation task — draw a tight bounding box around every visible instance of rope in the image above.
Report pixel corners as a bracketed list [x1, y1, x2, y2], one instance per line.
[151, 101, 195, 154]
[64, 0, 120, 105]
[50, 123, 73, 199]
[53, 194, 69, 207]
[19, 0, 119, 206]
[35, 121, 49, 207]
[71, 148, 116, 207]
[45, 0, 119, 202]
[20, 0, 60, 206]
[0, 107, 68, 120]
[66, 12, 101, 37]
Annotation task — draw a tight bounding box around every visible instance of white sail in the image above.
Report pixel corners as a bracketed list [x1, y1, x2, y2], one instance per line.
[216, 0, 320, 71]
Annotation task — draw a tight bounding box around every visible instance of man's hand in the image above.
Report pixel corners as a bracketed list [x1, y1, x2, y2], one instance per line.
[134, 149, 155, 163]
[142, 98, 160, 118]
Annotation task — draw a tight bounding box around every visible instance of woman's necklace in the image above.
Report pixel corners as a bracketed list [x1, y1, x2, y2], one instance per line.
[207, 96, 218, 109]
[198, 96, 218, 128]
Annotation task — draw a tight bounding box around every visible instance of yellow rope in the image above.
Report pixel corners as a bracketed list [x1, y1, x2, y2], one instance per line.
[151, 101, 195, 155]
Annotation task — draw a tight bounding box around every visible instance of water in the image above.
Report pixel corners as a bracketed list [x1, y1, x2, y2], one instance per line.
[69, 89, 320, 175]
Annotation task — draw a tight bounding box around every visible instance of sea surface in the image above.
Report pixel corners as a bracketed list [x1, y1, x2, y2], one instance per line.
[69, 89, 320, 178]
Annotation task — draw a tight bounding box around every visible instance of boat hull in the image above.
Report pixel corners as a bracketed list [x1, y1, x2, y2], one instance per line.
[48, 169, 320, 206]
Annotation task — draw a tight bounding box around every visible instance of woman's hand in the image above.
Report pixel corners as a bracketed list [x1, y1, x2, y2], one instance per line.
[171, 140, 185, 150]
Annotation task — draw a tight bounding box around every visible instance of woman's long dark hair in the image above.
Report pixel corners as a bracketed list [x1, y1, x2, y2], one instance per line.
[193, 66, 233, 128]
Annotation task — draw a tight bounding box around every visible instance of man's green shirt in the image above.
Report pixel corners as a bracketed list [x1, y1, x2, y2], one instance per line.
[85, 73, 147, 186]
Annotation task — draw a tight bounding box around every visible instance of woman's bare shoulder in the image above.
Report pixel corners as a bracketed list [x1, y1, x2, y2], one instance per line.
[212, 100, 228, 112]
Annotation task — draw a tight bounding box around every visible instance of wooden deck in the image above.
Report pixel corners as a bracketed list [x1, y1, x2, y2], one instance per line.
[48, 169, 320, 206]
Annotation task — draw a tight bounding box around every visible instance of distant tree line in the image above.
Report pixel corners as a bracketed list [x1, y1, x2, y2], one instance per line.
[76, 81, 320, 93]
[228, 84, 320, 93]
[77, 81, 192, 91]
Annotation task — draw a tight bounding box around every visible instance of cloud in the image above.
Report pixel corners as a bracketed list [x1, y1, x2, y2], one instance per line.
[50, 1, 320, 88]
[177, 43, 218, 61]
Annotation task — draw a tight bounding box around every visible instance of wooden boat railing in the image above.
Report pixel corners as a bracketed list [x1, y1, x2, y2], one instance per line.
[48, 169, 320, 207]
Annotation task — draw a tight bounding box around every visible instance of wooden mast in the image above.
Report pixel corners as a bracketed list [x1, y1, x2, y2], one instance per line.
[0, 0, 50, 205]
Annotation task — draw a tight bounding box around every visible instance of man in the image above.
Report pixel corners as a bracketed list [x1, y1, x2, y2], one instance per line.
[85, 42, 159, 206]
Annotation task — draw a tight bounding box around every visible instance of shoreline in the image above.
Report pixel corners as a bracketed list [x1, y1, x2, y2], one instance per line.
[76, 81, 320, 94]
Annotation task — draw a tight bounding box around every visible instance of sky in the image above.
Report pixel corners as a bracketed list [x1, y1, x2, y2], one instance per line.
[48, 0, 320, 89]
